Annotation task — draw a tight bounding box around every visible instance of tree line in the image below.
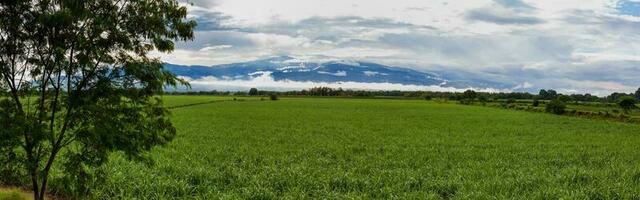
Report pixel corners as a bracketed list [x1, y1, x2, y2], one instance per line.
[165, 87, 640, 103]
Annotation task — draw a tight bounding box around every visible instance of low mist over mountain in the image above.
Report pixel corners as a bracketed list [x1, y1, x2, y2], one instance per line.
[164, 56, 516, 92]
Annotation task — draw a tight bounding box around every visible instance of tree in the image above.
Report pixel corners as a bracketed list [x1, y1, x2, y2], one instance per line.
[635, 87, 640, 100]
[462, 90, 477, 100]
[618, 96, 637, 114]
[248, 88, 258, 96]
[607, 92, 631, 102]
[539, 89, 558, 100]
[532, 99, 540, 107]
[460, 89, 476, 104]
[0, 1, 195, 199]
[557, 95, 573, 103]
[270, 94, 279, 100]
[547, 90, 558, 100]
[538, 89, 548, 100]
[546, 99, 566, 115]
[478, 95, 488, 105]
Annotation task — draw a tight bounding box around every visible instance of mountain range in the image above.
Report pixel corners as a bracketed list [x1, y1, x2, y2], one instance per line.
[164, 56, 515, 91]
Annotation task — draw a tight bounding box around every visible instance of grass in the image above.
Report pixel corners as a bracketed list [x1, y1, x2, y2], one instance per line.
[0, 188, 31, 200]
[68, 96, 640, 199]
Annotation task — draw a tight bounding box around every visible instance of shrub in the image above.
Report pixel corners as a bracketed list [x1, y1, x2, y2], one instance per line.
[532, 99, 540, 107]
[478, 96, 488, 105]
[546, 99, 566, 115]
[558, 95, 573, 103]
[618, 96, 637, 113]
[270, 94, 279, 101]
[506, 98, 516, 104]
[424, 96, 432, 101]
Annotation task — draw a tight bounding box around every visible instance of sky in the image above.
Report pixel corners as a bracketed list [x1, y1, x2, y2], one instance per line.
[158, 0, 640, 95]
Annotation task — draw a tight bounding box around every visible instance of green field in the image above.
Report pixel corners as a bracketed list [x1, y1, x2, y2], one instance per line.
[81, 96, 640, 199]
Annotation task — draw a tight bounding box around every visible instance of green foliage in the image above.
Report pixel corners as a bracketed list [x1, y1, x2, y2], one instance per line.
[532, 99, 540, 107]
[558, 95, 574, 103]
[91, 96, 640, 199]
[618, 96, 637, 113]
[248, 88, 259, 96]
[0, 100, 26, 186]
[459, 90, 477, 105]
[546, 99, 566, 115]
[539, 89, 558, 100]
[462, 90, 477, 100]
[270, 94, 279, 101]
[0, 0, 195, 199]
[478, 95, 488, 102]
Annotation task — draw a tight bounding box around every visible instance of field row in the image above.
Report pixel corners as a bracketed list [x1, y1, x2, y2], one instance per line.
[76, 96, 640, 199]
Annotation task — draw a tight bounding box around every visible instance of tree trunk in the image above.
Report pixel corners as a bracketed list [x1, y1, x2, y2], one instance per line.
[38, 149, 59, 200]
[30, 166, 40, 200]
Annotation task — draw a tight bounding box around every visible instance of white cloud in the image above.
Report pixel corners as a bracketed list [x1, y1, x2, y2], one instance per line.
[199, 45, 233, 51]
[317, 70, 347, 77]
[179, 73, 509, 93]
[158, 0, 640, 94]
[513, 82, 534, 90]
[364, 71, 388, 76]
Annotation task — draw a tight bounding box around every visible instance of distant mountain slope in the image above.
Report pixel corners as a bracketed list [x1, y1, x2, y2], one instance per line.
[164, 56, 513, 90]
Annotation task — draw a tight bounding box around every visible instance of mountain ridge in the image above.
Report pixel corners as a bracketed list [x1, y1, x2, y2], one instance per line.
[164, 56, 514, 91]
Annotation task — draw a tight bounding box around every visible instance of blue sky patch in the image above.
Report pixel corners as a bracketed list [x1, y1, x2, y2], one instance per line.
[616, 0, 640, 16]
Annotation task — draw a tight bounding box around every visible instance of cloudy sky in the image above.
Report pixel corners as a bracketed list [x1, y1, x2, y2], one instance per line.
[158, 0, 640, 95]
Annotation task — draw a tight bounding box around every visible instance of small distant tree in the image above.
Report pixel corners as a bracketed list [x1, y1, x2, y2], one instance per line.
[248, 88, 259, 96]
[546, 99, 566, 115]
[270, 94, 279, 101]
[618, 96, 637, 113]
[532, 99, 540, 107]
[460, 90, 477, 105]
[538, 89, 548, 100]
[547, 90, 558, 100]
[478, 95, 488, 105]
[539, 89, 558, 100]
[462, 90, 477, 100]
[635, 87, 640, 100]
[558, 95, 573, 103]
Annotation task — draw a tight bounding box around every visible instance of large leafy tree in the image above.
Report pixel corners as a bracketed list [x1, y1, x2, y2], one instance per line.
[0, 0, 195, 199]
